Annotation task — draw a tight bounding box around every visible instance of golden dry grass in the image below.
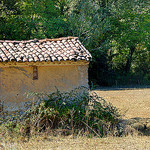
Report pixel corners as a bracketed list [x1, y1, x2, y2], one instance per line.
[1, 135, 150, 150]
[1, 88, 150, 150]
[94, 88, 150, 119]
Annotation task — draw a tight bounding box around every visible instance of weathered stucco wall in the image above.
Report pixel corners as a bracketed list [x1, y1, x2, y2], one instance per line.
[0, 61, 89, 111]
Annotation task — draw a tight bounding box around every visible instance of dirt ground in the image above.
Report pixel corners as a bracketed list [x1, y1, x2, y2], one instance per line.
[94, 88, 150, 119]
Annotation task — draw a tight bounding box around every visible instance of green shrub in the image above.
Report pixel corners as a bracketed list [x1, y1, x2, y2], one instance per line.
[0, 87, 121, 138]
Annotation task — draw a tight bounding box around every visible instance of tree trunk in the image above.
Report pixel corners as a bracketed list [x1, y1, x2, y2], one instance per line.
[125, 46, 135, 73]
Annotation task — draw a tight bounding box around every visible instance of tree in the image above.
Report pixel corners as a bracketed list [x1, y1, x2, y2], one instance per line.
[68, 0, 149, 85]
[0, 0, 22, 39]
[68, 0, 114, 85]
[0, 0, 69, 40]
[109, 0, 149, 74]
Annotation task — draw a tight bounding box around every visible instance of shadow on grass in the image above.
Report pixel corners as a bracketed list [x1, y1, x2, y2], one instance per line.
[119, 117, 150, 136]
[94, 85, 150, 91]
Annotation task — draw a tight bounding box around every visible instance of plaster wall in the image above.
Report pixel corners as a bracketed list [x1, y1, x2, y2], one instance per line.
[0, 61, 89, 111]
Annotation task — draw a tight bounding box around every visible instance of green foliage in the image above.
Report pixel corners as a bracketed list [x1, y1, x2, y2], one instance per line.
[0, 0, 149, 86]
[0, 87, 120, 138]
[0, 0, 69, 40]
[68, 0, 113, 85]
[68, 0, 150, 86]
[109, 0, 150, 74]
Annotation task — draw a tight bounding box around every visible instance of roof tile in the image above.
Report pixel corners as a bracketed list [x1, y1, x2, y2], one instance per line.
[0, 37, 91, 62]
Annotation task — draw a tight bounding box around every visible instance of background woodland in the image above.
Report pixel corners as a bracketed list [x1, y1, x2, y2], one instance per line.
[0, 0, 149, 86]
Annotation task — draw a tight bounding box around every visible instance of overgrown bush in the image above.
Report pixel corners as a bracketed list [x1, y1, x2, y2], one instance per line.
[0, 87, 121, 139]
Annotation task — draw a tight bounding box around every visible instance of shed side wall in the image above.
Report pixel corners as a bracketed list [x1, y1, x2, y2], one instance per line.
[0, 64, 89, 111]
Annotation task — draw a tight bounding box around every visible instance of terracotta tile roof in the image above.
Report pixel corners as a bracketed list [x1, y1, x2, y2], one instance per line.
[0, 37, 91, 62]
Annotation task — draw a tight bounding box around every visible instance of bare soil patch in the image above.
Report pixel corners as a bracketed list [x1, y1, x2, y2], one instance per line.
[94, 88, 150, 119]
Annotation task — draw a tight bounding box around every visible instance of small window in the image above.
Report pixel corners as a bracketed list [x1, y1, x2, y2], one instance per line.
[33, 66, 38, 80]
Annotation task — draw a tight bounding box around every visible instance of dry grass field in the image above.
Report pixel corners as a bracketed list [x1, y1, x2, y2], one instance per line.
[1, 135, 150, 150]
[1, 88, 150, 150]
[94, 88, 150, 119]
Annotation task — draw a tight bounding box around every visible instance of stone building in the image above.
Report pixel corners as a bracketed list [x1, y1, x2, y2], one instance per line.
[0, 37, 91, 111]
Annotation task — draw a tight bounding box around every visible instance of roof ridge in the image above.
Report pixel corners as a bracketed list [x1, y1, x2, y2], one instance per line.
[39, 36, 78, 42]
[0, 39, 37, 43]
[0, 37, 78, 43]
